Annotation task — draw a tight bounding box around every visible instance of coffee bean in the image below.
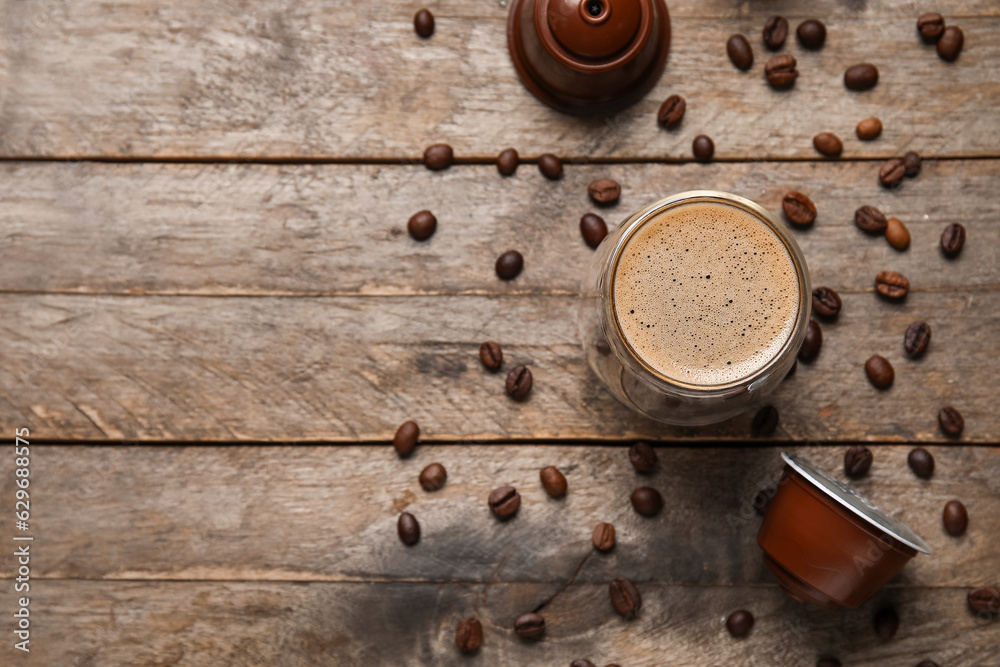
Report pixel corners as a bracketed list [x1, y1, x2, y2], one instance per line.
[726, 34, 754, 70]
[540, 465, 568, 498]
[844, 63, 879, 91]
[725, 609, 754, 637]
[813, 132, 843, 157]
[657, 94, 686, 127]
[455, 617, 483, 652]
[865, 355, 894, 389]
[514, 612, 545, 638]
[796, 19, 826, 49]
[479, 341, 503, 370]
[938, 406, 964, 436]
[630, 487, 663, 517]
[967, 586, 1000, 614]
[592, 522, 616, 551]
[397, 512, 420, 545]
[419, 463, 447, 491]
[407, 210, 437, 241]
[903, 151, 922, 177]
[816, 659, 842, 667]
[844, 445, 873, 478]
[588, 178, 621, 205]
[489, 485, 521, 519]
[907, 448, 935, 479]
[879, 158, 906, 187]
[942, 499, 968, 535]
[765, 54, 798, 88]
[609, 577, 642, 617]
[798, 320, 823, 362]
[812, 287, 842, 318]
[497, 148, 519, 176]
[505, 364, 533, 399]
[873, 606, 899, 640]
[855, 205, 888, 234]
[885, 217, 910, 250]
[904, 321, 931, 357]
[782, 191, 817, 226]
[423, 143, 454, 170]
[693, 135, 715, 162]
[752, 488, 773, 516]
[495, 250, 524, 280]
[918, 13, 945, 42]
[629, 441, 658, 472]
[752, 405, 779, 436]
[580, 213, 608, 249]
[937, 26, 964, 61]
[414, 9, 435, 38]
[940, 222, 966, 256]
[571, 661, 597, 667]
[762, 16, 789, 50]
[856, 117, 883, 141]
[538, 153, 563, 179]
[393, 420, 419, 457]
[875, 271, 910, 299]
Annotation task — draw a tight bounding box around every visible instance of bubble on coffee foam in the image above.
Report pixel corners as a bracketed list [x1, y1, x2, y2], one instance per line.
[613, 202, 799, 385]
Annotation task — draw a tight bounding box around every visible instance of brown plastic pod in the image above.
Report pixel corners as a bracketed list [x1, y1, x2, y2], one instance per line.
[507, 0, 671, 114]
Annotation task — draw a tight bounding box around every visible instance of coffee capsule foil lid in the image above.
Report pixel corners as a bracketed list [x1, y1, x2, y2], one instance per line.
[782, 452, 931, 554]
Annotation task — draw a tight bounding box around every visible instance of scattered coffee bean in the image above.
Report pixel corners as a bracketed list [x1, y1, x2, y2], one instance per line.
[796, 19, 826, 49]
[763, 16, 789, 50]
[489, 485, 521, 518]
[904, 321, 931, 357]
[423, 143, 454, 170]
[630, 487, 663, 516]
[875, 271, 910, 299]
[752, 405, 779, 436]
[799, 320, 823, 362]
[419, 463, 447, 491]
[942, 499, 968, 535]
[497, 148, 519, 176]
[479, 341, 503, 370]
[903, 151, 922, 177]
[571, 661, 597, 667]
[917, 13, 945, 42]
[885, 217, 911, 250]
[813, 132, 843, 157]
[588, 178, 621, 205]
[855, 205, 888, 234]
[693, 135, 715, 162]
[726, 609, 754, 637]
[752, 488, 773, 516]
[455, 617, 483, 652]
[865, 355, 895, 389]
[938, 406, 964, 436]
[844, 445, 874, 478]
[782, 191, 817, 226]
[414, 9, 435, 38]
[907, 448, 935, 479]
[937, 26, 964, 61]
[816, 659, 842, 667]
[879, 158, 906, 187]
[506, 364, 533, 399]
[726, 34, 754, 70]
[580, 213, 608, 248]
[657, 94, 686, 128]
[393, 420, 419, 457]
[765, 54, 798, 88]
[856, 117, 883, 141]
[593, 522, 616, 551]
[940, 222, 966, 256]
[397, 512, 420, 545]
[495, 250, 524, 280]
[844, 63, 879, 91]
[540, 465, 568, 498]
[873, 606, 899, 640]
[538, 153, 563, 179]
[514, 612, 545, 638]
[407, 210, 437, 241]
[967, 586, 1000, 614]
[609, 577, 642, 617]
[629, 441, 658, 472]
[812, 287, 842, 318]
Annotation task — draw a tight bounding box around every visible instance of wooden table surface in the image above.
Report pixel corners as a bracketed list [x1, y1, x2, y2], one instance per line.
[1, 0, 998, 665]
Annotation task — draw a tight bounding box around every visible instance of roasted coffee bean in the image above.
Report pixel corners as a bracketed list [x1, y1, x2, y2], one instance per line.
[940, 222, 966, 256]
[796, 19, 826, 49]
[423, 143, 454, 170]
[798, 320, 823, 362]
[873, 606, 899, 640]
[812, 287, 842, 318]
[752, 488, 773, 516]
[540, 465, 568, 498]
[592, 522, 616, 551]
[938, 406, 964, 435]
[918, 13, 945, 41]
[580, 213, 608, 248]
[813, 132, 843, 157]
[414, 9, 435, 38]
[816, 659, 842, 667]
[538, 153, 563, 179]
[630, 487, 663, 516]
[937, 26, 964, 61]
[397, 512, 420, 545]
[495, 250, 524, 280]
[765, 54, 798, 88]
[629, 441, 658, 472]
[782, 191, 817, 226]
[657, 94, 686, 127]
[885, 217, 911, 250]
[497, 148, 519, 176]
[903, 151, 922, 177]
[693, 135, 715, 162]
[726, 34, 754, 70]
[393, 420, 420, 457]
[967, 586, 1000, 614]
[904, 321, 931, 357]
[571, 661, 597, 667]
[844, 63, 879, 91]
[865, 355, 895, 389]
[844, 445, 873, 478]
[407, 210, 437, 241]
[609, 577, 642, 617]
[942, 499, 968, 535]
[489, 485, 521, 518]
[875, 271, 910, 299]
[479, 341, 503, 370]
[419, 463, 448, 491]
[455, 617, 483, 652]
[514, 612, 545, 638]
[726, 609, 754, 637]
[879, 158, 906, 187]
[588, 178, 621, 205]
[855, 205, 888, 233]
[762, 16, 789, 50]
[907, 448, 935, 479]
[505, 364, 533, 399]
[856, 117, 883, 141]
[752, 405, 779, 436]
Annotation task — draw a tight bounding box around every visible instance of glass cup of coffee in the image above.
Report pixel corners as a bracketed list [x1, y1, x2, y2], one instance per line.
[579, 190, 811, 425]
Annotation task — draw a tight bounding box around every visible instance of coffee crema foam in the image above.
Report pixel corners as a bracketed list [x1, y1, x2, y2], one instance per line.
[612, 201, 799, 386]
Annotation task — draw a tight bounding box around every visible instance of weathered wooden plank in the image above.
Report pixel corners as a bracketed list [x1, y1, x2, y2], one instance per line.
[1, 2, 997, 159]
[1, 160, 997, 297]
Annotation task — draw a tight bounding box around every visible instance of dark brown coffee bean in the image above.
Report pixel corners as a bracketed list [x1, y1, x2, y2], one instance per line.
[762, 16, 789, 50]
[407, 210, 437, 241]
[782, 191, 817, 226]
[489, 485, 521, 519]
[514, 612, 545, 638]
[907, 447, 935, 479]
[812, 287, 842, 318]
[693, 135, 715, 162]
[629, 441, 658, 472]
[938, 406, 964, 436]
[752, 488, 773, 516]
[393, 420, 419, 457]
[414, 9, 435, 38]
[571, 661, 597, 667]
[885, 217, 910, 250]
[937, 26, 964, 61]
[765, 54, 798, 88]
[423, 143, 453, 170]
[796, 19, 826, 49]
[879, 158, 906, 187]
[798, 320, 823, 362]
[726, 34, 754, 70]
[856, 117, 883, 141]
[630, 487, 663, 517]
[903, 151, 922, 177]
[657, 94, 686, 127]
[505, 364, 533, 399]
[813, 132, 843, 157]
[904, 321, 931, 357]
[495, 250, 524, 280]
[873, 606, 899, 640]
[940, 222, 966, 256]
[942, 499, 968, 535]
[609, 577, 642, 617]
[538, 153, 563, 179]
[455, 617, 483, 652]
[725, 609, 754, 637]
[967, 586, 1000, 614]
[497, 148, 519, 176]
[539, 465, 568, 498]
[592, 522, 616, 551]
[580, 213, 608, 249]
[855, 205, 888, 233]
[479, 341, 503, 370]
[397, 512, 420, 545]
[588, 178, 621, 205]
[844, 63, 879, 91]
[865, 355, 895, 389]
[816, 659, 842, 667]
[844, 445, 873, 478]
[752, 405, 779, 436]
[419, 463, 447, 492]
[875, 271, 910, 299]
[918, 13, 945, 41]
